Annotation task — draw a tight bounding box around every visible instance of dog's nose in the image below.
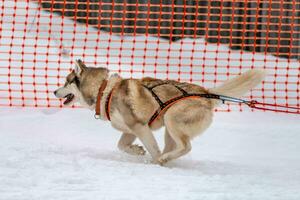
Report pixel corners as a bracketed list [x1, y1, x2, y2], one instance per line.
[54, 90, 57, 96]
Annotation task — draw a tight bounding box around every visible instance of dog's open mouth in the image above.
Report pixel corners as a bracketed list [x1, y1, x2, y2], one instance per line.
[63, 94, 75, 105]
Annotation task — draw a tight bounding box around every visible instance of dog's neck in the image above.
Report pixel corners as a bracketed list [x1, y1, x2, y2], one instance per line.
[95, 73, 122, 120]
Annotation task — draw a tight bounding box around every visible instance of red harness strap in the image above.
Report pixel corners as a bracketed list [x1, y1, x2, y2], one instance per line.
[142, 83, 216, 126]
[94, 80, 116, 120]
[95, 80, 107, 118]
[248, 101, 300, 114]
[147, 95, 206, 126]
[104, 88, 116, 121]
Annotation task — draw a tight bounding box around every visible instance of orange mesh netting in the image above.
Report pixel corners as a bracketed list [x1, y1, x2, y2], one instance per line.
[0, 0, 299, 111]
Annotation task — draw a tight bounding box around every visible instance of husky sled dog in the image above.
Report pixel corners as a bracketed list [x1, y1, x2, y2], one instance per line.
[54, 60, 265, 165]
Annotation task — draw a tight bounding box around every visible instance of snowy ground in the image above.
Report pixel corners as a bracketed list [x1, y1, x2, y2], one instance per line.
[1, 108, 300, 200]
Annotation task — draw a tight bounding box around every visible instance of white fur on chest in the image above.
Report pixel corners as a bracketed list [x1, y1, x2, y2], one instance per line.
[110, 110, 132, 134]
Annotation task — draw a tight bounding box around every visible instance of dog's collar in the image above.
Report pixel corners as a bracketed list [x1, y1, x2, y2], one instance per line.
[94, 80, 108, 119]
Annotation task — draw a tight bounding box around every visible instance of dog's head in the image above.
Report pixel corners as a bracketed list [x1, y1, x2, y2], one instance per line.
[54, 59, 109, 108]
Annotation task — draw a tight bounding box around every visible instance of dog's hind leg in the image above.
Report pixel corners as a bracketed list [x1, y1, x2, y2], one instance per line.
[158, 99, 213, 165]
[118, 133, 146, 155]
[158, 125, 191, 165]
[131, 124, 161, 163]
[162, 129, 176, 154]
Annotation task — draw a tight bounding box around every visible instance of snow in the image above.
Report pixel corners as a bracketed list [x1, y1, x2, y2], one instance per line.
[1, 108, 300, 200]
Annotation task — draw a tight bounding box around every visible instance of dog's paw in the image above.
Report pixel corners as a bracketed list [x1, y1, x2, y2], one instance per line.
[130, 144, 146, 155]
[157, 155, 169, 166]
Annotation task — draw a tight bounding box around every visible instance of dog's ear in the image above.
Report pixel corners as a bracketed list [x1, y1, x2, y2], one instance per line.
[74, 59, 87, 76]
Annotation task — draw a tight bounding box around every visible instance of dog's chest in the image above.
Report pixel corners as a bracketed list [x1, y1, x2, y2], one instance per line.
[110, 110, 132, 133]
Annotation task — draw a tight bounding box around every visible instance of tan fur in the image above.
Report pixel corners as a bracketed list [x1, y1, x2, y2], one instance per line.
[54, 60, 266, 165]
[209, 69, 266, 106]
[127, 79, 159, 123]
[99, 74, 122, 120]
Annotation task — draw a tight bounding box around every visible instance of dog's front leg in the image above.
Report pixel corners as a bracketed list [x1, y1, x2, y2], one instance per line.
[131, 124, 161, 164]
[118, 133, 146, 155]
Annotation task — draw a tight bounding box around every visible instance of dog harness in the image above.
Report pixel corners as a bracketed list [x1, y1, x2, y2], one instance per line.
[142, 82, 220, 125]
[94, 79, 244, 125]
[95, 78, 300, 122]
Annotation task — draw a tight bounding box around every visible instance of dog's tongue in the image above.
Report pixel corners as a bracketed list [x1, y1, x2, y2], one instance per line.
[63, 94, 74, 105]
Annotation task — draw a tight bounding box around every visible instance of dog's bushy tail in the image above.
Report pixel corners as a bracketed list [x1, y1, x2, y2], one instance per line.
[208, 69, 266, 106]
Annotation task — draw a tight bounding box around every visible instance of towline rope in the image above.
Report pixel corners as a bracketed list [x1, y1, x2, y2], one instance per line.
[217, 95, 300, 114]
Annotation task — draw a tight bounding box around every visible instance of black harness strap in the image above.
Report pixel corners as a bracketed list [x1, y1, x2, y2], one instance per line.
[142, 85, 164, 107]
[143, 83, 210, 125]
[173, 85, 189, 96]
[143, 82, 250, 126]
[146, 82, 169, 90]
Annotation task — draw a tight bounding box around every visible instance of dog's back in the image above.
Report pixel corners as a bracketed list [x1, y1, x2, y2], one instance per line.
[141, 77, 209, 102]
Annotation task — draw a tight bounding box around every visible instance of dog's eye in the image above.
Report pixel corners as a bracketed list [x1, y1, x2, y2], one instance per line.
[70, 77, 80, 88]
[65, 78, 74, 86]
